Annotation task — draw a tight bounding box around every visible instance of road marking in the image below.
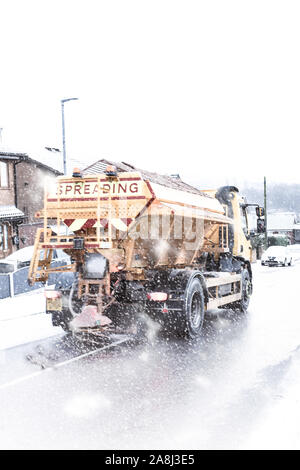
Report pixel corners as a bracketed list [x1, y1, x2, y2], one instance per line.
[0, 337, 129, 392]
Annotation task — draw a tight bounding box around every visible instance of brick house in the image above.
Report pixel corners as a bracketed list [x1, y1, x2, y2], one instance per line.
[0, 151, 26, 258]
[0, 149, 62, 259]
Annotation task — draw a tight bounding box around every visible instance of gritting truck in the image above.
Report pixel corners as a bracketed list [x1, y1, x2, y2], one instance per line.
[28, 161, 263, 339]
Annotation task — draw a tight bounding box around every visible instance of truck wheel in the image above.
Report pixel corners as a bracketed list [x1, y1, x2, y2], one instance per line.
[232, 269, 251, 313]
[182, 278, 205, 339]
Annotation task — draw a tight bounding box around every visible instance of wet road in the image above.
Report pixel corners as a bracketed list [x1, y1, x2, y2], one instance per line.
[1, 262, 300, 449]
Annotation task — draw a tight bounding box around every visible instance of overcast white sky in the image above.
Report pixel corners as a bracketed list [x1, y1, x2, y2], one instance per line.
[1, 0, 300, 187]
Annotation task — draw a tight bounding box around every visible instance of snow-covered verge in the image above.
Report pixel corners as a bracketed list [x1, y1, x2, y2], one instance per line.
[287, 244, 300, 261]
[0, 288, 61, 350]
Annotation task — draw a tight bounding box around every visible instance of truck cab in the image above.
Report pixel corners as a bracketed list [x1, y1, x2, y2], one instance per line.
[204, 186, 252, 262]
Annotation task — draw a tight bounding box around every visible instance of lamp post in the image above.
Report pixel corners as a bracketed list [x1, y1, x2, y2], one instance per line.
[61, 97, 78, 175]
[264, 176, 268, 249]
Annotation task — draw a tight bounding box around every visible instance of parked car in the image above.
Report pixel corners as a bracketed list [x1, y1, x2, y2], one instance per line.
[261, 246, 293, 267]
[0, 246, 71, 299]
[0, 246, 70, 273]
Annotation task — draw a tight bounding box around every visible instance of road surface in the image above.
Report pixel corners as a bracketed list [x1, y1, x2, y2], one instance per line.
[1, 261, 300, 450]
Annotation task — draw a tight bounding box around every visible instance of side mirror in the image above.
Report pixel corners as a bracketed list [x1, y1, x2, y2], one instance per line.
[257, 218, 265, 233]
[256, 206, 264, 217]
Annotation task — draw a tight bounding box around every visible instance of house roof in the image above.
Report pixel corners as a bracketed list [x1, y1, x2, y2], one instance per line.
[267, 212, 296, 231]
[0, 205, 25, 221]
[83, 159, 212, 198]
[0, 150, 27, 161]
[25, 147, 63, 174]
[0, 147, 62, 175]
[23, 156, 62, 176]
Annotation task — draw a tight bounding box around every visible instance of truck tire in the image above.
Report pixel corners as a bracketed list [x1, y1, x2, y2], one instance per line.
[231, 268, 251, 313]
[182, 277, 205, 339]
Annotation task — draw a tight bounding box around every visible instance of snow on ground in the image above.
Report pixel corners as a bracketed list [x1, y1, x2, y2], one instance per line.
[0, 288, 62, 351]
[242, 337, 300, 450]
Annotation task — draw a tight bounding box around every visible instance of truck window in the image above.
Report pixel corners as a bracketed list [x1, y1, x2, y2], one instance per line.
[240, 204, 249, 236]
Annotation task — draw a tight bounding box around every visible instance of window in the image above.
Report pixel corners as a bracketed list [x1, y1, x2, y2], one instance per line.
[0, 224, 8, 252]
[240, 204, 249, 237]
[0, 162, 8, 187]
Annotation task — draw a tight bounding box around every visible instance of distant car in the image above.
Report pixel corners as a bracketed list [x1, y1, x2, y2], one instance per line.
[261, 246, 293, 267]
[0, 245, 70, 273]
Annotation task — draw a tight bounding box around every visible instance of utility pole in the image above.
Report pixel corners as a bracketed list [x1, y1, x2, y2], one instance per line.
[61, 98, 78, 175]
[264, 176, 268, 249]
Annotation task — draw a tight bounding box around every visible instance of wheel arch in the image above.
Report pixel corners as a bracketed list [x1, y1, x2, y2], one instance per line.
[167, 269, 209, 306]
[233, 256, 252, 281]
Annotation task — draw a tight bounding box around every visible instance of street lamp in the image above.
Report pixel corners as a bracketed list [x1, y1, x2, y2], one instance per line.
[61, 97, 78, 175]
[264, 176, 268, 249]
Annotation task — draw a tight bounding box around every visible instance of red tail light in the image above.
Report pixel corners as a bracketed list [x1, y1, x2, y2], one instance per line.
[45, 290, 62, 299]
[147, 292, 168, 302]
